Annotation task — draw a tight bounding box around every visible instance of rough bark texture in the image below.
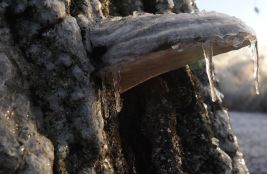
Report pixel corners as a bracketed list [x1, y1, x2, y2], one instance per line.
[0, 0, 249, 174]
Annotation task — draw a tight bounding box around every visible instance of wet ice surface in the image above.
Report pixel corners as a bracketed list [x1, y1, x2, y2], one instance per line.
[230, 112, 267, 174]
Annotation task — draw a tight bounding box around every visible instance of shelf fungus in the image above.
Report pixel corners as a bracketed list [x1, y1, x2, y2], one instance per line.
[91, 12, 258, 96]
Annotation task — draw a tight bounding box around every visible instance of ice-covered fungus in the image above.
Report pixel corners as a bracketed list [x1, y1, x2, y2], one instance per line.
[91, 12, 257, 93]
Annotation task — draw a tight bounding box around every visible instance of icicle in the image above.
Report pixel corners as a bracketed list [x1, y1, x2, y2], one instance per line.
[202, 43, 219, 102]
[250, 41, 260, 95]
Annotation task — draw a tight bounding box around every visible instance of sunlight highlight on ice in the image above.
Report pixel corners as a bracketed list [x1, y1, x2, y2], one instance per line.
[202, 43, 218, 102]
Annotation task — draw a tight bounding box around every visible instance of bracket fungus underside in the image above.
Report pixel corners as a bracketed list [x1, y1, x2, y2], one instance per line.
[91, 12, 258, 94]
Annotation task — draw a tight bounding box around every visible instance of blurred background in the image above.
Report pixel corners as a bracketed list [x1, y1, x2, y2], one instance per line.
[197, 0, 267, 173]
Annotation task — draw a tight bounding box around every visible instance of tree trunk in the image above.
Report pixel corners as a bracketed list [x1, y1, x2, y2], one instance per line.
[0, 0, 249, 173]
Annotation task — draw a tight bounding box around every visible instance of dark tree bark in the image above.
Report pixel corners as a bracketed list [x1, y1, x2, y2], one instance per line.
[0, 0, 249, 174]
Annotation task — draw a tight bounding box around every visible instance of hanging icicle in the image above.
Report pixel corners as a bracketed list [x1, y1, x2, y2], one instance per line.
[202, 43, 219, 102]
[250, 40, 260, 95]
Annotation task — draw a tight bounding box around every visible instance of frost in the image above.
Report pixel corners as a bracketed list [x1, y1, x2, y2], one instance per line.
[90, 11, 256, 64]
[171, 43, 184, 52]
